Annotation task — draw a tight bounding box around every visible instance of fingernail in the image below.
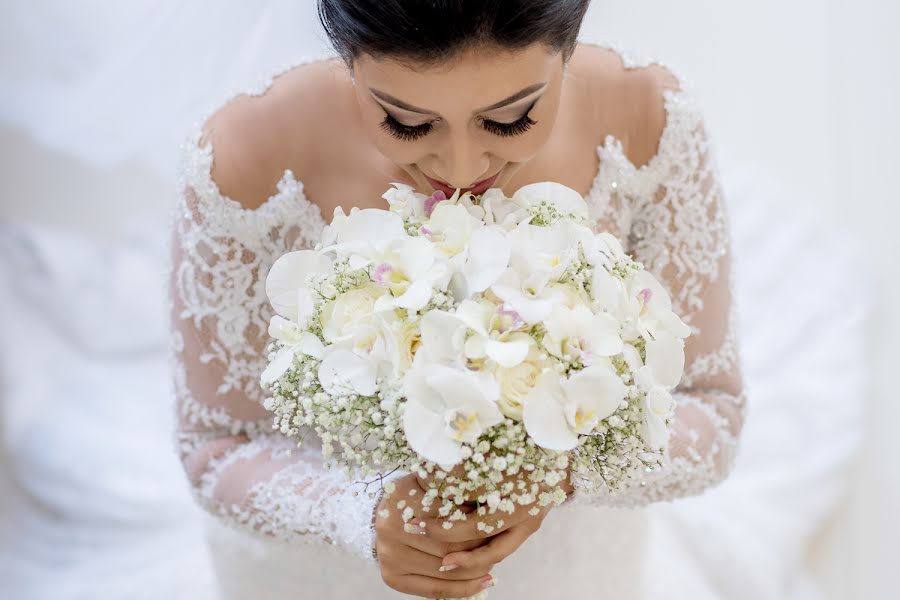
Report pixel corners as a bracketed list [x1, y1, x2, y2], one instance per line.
[480, 576, 495, 590]
[438, 564, 458, 572]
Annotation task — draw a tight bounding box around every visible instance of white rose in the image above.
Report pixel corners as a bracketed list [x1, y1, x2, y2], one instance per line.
[494, 345, 546, 420]
[321, 284, 385, 343]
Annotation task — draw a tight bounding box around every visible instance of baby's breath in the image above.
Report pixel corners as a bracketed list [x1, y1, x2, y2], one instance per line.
[259, 182, 687, 539]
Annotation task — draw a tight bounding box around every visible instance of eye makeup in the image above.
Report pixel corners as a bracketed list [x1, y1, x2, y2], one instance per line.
[378, 97, 540, 142]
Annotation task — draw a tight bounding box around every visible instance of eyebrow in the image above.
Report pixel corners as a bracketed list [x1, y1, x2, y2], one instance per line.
[369, 82, 547, 115]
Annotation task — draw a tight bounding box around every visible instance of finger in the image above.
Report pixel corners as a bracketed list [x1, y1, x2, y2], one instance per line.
[381, 500, 480, 555]
[385, 573, 493, 599]
[382, 544, 492, 581]
[441, 526, 529, 571]
[399, 527, 486, 558]
[419, 506, 525, 543]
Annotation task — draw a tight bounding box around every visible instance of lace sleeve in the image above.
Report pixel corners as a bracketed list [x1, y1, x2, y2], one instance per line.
[166, 123, 399, 563]
[573, 76, 747, 507]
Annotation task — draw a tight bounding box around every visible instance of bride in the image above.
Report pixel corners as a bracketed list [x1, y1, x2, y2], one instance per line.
[167, 1, 746, 598]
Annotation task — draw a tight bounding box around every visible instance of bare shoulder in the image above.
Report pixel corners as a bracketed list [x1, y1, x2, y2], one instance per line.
[569, 42, 683, 168]
[197, 57, 351, 210]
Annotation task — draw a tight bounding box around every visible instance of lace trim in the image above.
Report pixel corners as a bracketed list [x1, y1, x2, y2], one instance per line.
[580, 40, 695, 235]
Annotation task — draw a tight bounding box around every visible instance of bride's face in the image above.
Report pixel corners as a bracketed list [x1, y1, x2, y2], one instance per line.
[351, 43, 565, 196]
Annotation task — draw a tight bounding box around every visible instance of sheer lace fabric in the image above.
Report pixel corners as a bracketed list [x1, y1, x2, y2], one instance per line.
[166, 79, 400, 563]
[577, 46, 746, 506]
[166, 43, 745, 567]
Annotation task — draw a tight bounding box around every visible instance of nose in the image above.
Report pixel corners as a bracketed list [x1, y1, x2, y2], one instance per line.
[439, 132, 490, 189]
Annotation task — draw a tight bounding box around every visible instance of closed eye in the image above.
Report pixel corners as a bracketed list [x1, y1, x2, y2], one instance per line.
[379, 98, 540, 141]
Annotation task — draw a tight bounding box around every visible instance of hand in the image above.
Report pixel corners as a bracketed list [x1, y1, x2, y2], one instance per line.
[417, 467, 576, 575]
[374, 473, 495, 598]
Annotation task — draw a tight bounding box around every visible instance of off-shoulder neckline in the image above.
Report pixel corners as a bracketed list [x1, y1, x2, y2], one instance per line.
[179, 41, 697, 230]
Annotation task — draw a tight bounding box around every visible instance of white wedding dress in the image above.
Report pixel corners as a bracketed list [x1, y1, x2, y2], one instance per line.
[166, 43, 747, 599]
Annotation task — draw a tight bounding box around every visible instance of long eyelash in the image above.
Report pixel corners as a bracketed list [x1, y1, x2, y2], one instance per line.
[379, 98, 539, 141]
[379, 114, 433, 141]
[480, 99, 539, 137]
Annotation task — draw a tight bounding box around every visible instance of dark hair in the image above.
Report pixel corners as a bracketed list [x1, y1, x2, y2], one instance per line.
[317, 0, 591, 70]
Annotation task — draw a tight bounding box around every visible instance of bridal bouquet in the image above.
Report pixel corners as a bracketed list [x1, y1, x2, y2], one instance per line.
[259, 181, 690, 596]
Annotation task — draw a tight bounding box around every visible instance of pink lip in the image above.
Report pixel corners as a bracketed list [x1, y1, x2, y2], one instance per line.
[425, 171, 500, 197]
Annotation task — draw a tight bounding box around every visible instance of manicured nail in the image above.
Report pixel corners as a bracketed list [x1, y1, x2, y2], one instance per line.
[438, 563, 458, 572]
[480, 576, 495, 590]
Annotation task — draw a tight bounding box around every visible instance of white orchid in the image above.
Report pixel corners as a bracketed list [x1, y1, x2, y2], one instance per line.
[320, 207, 407, 264]
[421, 202, 482, 257]
[459, 226, 510, 296]
[589, 263, 627, 314]
[410, 309, 469, 368]
[368, 236, 445, 312]
[418, 202, 511, 300]
[456, 299, 532, 368]
[542, 304, 623, 365]
[259, 316, 326, 385]
[402, 364, 503, 468]
[317, 346, 378, 398]
[264, 250, 332, 324]
[522, 364, 627, 451]
[633, 364, 677, 449]
[511, 181, 591, 222]
[574, 228, 629, 269]
[459, 188, 527, 230]
[644, 333, 686, 389]
[491, 267, 565, 324]
[625, 269, 691, 342]
[488, 220, 583, 322]
[381, 182, 428, 222]
[617, 333, 685, 390]
[507, 221, 578, 278]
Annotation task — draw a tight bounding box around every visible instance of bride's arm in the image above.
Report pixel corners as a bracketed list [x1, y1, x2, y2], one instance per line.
[572, 67, 747, 507]
[167, 116, 398, 563]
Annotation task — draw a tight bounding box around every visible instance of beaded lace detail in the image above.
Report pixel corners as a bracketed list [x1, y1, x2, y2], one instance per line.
[572, 42, 747, 507]
[166, 44, 746, 562]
